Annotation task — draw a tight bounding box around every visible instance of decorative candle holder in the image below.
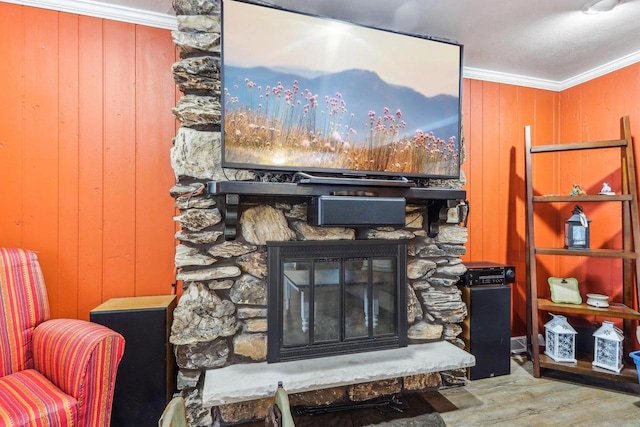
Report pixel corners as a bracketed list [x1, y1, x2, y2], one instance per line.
[544, 314, 577, 363]
[593, 321, 624, 373]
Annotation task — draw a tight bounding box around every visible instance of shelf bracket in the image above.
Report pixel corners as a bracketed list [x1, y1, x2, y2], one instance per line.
[223, 194, 240, 240]
[426, 200, 450, 237]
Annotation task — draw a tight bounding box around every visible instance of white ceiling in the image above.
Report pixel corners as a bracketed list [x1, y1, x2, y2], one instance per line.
[8, 0, 640, 90]
[276, 0, 640, 90]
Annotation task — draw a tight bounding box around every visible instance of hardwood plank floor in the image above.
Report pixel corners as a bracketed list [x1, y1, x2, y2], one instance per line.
[426, 355, 640, 426]
[242, 355, 640, 426]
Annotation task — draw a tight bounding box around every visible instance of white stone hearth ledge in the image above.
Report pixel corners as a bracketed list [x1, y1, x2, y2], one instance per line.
[202, 341, 475, 407]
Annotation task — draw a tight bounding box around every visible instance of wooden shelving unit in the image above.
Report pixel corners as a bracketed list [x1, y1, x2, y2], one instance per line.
[539, 354, 639, 383]
[525, 116, 640, 382]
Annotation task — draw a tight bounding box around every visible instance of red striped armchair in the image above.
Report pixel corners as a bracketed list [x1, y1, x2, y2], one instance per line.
[0, 248, 125, 427]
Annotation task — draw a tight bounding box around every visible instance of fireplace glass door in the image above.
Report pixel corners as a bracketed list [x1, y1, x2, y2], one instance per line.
[267, 240, 407, 362]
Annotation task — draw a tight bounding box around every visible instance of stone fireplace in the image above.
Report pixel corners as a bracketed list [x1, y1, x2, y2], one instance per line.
[168, 1, 473, 425]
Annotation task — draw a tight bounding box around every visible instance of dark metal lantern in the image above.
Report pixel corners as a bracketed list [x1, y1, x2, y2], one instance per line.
[564, 205, 591, 249]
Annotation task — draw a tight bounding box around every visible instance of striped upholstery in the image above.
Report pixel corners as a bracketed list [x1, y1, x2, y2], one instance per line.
[0, 248, 50, 377]
[0, 369, 77, 426]
[0, 248, 125, 427]
[33, 319, 125, 426]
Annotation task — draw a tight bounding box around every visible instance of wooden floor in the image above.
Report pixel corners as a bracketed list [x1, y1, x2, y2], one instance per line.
[425, 355, 640, 426]
[246, 355, 640, 426]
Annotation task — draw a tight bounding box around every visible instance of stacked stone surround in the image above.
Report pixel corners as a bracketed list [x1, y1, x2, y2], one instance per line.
[168, 1, 469, 425]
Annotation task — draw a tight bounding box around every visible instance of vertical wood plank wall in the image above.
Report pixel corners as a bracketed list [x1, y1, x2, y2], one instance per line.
[461, 80, 558, 335]
[462, 65, 640, 336]
[1, 4, 639, 335]
[547, 65, 640, 330]
[0, 4, 179, 320]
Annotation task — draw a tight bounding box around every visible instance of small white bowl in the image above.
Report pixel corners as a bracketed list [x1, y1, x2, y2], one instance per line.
[586, 293, 609, 308]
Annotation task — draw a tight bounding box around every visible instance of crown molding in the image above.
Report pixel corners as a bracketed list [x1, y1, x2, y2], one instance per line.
[2, 0, 178, 30]
[463, 67, 561, 91]
[558, 50, 640, 91]
[463, 49, 640, 92]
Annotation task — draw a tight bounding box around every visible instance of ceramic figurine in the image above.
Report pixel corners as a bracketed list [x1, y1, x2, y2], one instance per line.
[570, 184, 587, 196]
[599, 182, 614, 195]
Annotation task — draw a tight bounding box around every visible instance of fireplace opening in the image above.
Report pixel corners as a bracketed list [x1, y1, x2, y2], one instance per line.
[267, 240, 408, 362]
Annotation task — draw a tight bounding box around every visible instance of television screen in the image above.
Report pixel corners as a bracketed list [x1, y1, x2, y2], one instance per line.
[222, 0, 463, 180]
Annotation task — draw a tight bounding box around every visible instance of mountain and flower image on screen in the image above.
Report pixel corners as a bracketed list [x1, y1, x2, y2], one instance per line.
[222, 0, 462, 179]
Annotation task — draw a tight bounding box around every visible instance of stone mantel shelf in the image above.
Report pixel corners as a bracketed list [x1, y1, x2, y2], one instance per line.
[202, 340, 475, 407]
[207, 180, 466, 240]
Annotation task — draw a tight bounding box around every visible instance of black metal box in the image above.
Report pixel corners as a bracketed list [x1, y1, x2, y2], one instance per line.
[460, 261, 515, 286]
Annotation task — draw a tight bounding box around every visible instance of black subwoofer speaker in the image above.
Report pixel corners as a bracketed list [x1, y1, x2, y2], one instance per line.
[308, 195, 406, 226]
[459, 284, 511, 380]
[90, 295, 177, 426]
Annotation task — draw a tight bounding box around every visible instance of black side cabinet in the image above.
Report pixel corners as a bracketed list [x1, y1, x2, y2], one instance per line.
[90, 295, 177, 426]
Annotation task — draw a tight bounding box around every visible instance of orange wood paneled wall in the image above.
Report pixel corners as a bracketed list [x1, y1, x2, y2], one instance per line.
[0, 4, 179, 320]
[460, 79, 558, 336]
[463, 64, 640, 337]
[539, 65, 640, 335]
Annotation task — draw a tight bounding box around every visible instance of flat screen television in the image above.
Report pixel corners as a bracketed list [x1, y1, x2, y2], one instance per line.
[221, 0, 463, 180]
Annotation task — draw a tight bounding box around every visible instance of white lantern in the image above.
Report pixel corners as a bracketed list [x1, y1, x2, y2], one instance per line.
[592, 321, 624, 373]
[544, 314, 577, 363]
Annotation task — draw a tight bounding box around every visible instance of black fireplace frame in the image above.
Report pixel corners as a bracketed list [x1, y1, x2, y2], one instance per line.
[267, 240, 408, 363]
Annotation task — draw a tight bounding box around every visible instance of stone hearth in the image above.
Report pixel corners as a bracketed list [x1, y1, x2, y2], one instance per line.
[168, 1, 471, 426]
[202, 342, 474, 407]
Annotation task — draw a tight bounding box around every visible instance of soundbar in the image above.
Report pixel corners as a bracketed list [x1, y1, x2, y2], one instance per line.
[308, 195, 406, 227]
